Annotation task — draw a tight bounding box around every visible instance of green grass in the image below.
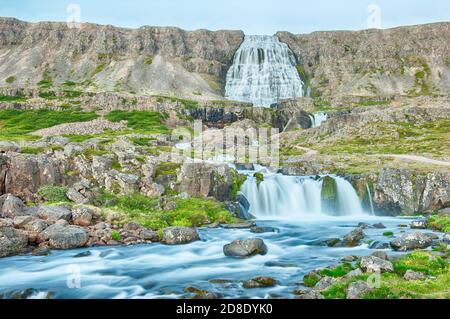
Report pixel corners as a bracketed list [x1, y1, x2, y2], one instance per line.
[392, 251, 448, 276]
[105, 110, 169, 134]
[427, 215, 450, 233]
[0, 109, 98, 141]
[155, 162, 181, 177]
[21, 147, 45, 154]
[38, 185, 69, 203]
[319, 263, 354, 278]
[0, 94, 27, 102]
[111, 231, 122, 241]
[129, 137, 156, 146]
[144, 55, 153, 65]
[99, 192, 234, 231]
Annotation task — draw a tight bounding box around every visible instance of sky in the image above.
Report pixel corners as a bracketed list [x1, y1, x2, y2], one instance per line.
[0, 0, 449, 34]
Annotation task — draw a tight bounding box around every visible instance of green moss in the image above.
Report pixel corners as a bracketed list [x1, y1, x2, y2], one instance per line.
[303, 273, 321, 288]
[427, 215, 450, 233]
[5, 76, 16, 84]
[144, 55, 153, 65]
[254, 172, 264, 185]
[383, 231, 394, 237]
[21, 147, 45, 154]
[155, 162, 181, 177]
[231, 170, 247, 198]
[38, 185, 68, 203]
[320, 263, 354, 278]
[111, 160, 122, 171]
[321, 176, 338, 208]
[94, 62, 107, 74]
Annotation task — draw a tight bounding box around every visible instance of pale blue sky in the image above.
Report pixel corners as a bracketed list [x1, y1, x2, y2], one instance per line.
[0, 0, 449, 34]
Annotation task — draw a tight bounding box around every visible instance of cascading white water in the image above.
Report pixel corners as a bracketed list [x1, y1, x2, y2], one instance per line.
[240, 173, 368, 219]
[225, 35, 304, 107]
[310, 112, 328, 128]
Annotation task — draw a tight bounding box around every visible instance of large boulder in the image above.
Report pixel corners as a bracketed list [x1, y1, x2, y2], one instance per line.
[0, 141, 20, 153]
[341, 227, 365, 247]
[0, 226, 28, 257]
[242, 277, 277, 289]
[162, 227, 199, 245]
[39, 222, 88, 249]
[37, 205, 72, 222]
[390, 232, 433, 251]
[314, 276, 336, 292]
[0, 194, 25, 218]
[71, 206, 93, 227]
[223, 238, 268, 257]
[410, 220, 427, 229]
[360, 255, 394, 273]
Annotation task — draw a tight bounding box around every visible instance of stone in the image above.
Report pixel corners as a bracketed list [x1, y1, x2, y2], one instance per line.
[443, 233, 450, 243]
[347, 281, 372, 299]
[39, 224, 88, 249]
[37, 205, 72, 221]
[372, 223, 386, 229]
[344, 268, 363, 279]
[242, 277, 277, 289]
[390, 232, 433, 251]
[314, 276, 336, 291]
[23, 219, 48, 233]
[371, 251, 389, 260]
[32, 245, 51, 256]
[1, 194, 25, 218]
[360, 256, 394, 273]
[342, 255, 358, 262]
[341, 227, 365, 247]
[13, 216, 33, 228]
[162, 227, 200, 245]
[0, 141, 20, 153]
[250, 226, 277, 234]
[223, 238, 268, 257]
[404, 270, 426, 281]
[222, 221, 256, 229]
[0, 227, 28, 257]
[410, 220, 427, 229]
[295, 291, 325, 299]
[71, 206, 93, 227]
[369, 241, 390, 250]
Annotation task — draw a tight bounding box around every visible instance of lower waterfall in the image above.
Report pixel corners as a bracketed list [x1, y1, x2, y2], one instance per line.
[239, 172, 368, 219]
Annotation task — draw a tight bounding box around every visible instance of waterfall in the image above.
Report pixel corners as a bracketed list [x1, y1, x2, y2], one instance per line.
[366, 183, 375, 216]
[310, 112, 328, 128]
[225, 35, 304, 107]
[239, 173, 368, 219]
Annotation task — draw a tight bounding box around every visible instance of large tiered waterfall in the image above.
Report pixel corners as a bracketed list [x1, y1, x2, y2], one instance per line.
[240, 173, 367, 219]
[225, 35, 304, 107]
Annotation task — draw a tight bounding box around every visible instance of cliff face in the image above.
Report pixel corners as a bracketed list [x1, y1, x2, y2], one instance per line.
[0, 17, 244, 98]
[277, 23, 450, 97]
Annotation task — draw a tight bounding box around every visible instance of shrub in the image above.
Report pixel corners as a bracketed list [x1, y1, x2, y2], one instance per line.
[111, 231, 122, 241]
[38, 185, 68, 203]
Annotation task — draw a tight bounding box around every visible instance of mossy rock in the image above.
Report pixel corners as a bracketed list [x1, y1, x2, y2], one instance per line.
[254, 172, 264, 185]
[321, 176, 338, 212]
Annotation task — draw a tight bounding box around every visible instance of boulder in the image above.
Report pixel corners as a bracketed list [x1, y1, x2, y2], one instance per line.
[71, 206, 93, 227]
[37, 205, 72, 222]
[390, 232, 433, 251]
[295, 291, 325, 299]
[223, 238, 268, 257]
[242, 277, 277, 289]
[222, 221, 255, 229]
[404, 270, 426, 281]
[162, 227, 199, 245]
[250, 226, 277, 234]
[372, 223, 386, 229]
[1, 194, 25, 218]
[410, 220, 427, 229]
[23, 219, 48, 233]
[39, 223, 88, 249]
[360, 255, 394, 273]
[344, 268, 363, 279]
[314, 276, 336, 292]
[0, 141, 20, 153]
[371, 251, 389, 260]
[341, 227, 365, 247]
[347, 281, 372, 299]
[0, 227, 28, 257]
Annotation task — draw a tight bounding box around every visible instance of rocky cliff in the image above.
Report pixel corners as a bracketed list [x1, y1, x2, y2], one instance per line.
[277, 23, 450, 97]
[0, 17, 244, 98]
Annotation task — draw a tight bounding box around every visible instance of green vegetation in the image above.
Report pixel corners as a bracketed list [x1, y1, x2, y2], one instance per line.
[303, 272, 322, 288]
[320, 263, 354, 278]
[94, 62, 107, 74]
[5, 76, 16, 84]
[231, 170, 247, 198]
[144, 55, 153, 65]
[38, 185, 69, 203]
[106, 110, 169, 134]
[427, 215, 450, 233]
[37, 70, 53, 89]
[383, 231, 394, 237]
[320, 252, 449, 299]
[0, 92, 26, 102]
[254, 172, 264, 185]
[0, 109, 98, 141]
[155, 162, 181, 177]
[21, 147, 45, 155]
[111, 231, 122, 241]
[99, 192, 234, 230]
[129, 137, 156, 146]
[321, 176, 337, 202]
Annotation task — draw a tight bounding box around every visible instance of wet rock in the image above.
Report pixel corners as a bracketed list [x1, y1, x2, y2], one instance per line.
[6, 288, 54, 299]
[222, 221, 256, 229]
[342, 255, 358, 262]
[347, 281, 372, 299]
[73, 251, 92, 258]
[185, 287, 221, 299]
[410, 220, 427, 229]
[341, 227, 365, 247]
[369, 241, 390, 250]
[1, 194, 25, 218]
[390, 232, 433, 251]
[23, 219, 48, 233]
[357, 222, 371, 229]
[424, 233, 439, 241]
[324, 238, 341, 247]
[404, 270, 426, 281]
[39, 223, 88, 249]
[71, 206, 93, 227]
[371, 251, 389, 260]
[372, 223, 386, 229]
[314, 276, 336, 291]
[223, 238, 268, 257]
[32, 245, 51, 256]
[360, 255, 394, 273]
[250, 226, 277, 233]
[162, 227, 199, 245]
[242, 276, 277, 289]
[37, 205, 72, 222]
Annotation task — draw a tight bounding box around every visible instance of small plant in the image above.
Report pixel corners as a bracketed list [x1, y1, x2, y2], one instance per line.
[38, 185, 68, 203]
[254, 172, 264, 185]
[144, 55, 153, 65]
[383, 231, 394, 237]
[111, 231, 122, 241]
[5, 76, 16, 84]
